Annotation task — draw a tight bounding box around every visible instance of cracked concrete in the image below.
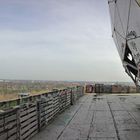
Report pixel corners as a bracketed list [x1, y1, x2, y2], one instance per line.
[31, 94, 140, 140]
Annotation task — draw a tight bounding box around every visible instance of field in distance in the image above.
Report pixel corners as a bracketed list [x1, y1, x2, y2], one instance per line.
[0, 80, 81, 101]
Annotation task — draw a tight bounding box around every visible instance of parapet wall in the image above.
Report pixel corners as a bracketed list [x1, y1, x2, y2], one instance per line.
[0, 86, 84, 140]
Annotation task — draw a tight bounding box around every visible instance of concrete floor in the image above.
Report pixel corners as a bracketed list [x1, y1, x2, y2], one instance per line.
[31, 94, 140, 140]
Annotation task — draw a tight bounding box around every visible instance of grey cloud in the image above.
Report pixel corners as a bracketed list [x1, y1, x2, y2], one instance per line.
[0, 0, 131, 82]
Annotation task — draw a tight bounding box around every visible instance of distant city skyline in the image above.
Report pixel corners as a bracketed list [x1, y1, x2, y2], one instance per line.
[0, 0, 132, 82]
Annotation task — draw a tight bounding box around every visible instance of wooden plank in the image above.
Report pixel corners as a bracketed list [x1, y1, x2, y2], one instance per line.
[53, 106, 60, 110]
[0, 118, 4, 126]
[8, 133, 17, 140]
[47, 102, 53, 106]
[21, 120, 37, 135]
[20, 109, 37, 118]
[40, 101, 47, 106]
[46, 104, 53, 108]
[7, 126, 17, 137]
[0, 132, 7, 140]
[6, 121, 17, 131]
[47, 108, 54, 113]
[20, 111, 37, 123]
[47, 107, 53, 111]
[21, 104, 36, 111]
[54, 103, 59, 106]
[20, 107, 37, 117]
[47, 111, 54, 116]
[20, 104, 36, 112]
[21, 112, 37, 122]
[40, 103, 47, 109]
[47, 112, 53, 117]
[20, 124, 38, 140]
[40, 112, 46, 117]
[30, 129, 38, 139]
[47, 112, 53, 119]
[53, 105, 59, 108]
[0, 126, 4, 134]
[21, 117, 37, 129]
[5, 114, 17, 124]
[40, 120, 46, 126]
[20, 115, 37, 124]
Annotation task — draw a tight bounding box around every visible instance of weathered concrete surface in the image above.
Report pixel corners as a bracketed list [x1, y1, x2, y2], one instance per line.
[31, 94, 140, 140]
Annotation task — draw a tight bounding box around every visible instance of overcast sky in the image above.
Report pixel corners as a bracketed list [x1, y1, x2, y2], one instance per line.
[0, 0, 132, 82]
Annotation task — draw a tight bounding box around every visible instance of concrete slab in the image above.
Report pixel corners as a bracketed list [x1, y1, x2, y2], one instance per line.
[31, 94, 140, 140]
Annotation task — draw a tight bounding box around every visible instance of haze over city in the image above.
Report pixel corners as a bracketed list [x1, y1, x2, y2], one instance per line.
[0, 0, 131, 82]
